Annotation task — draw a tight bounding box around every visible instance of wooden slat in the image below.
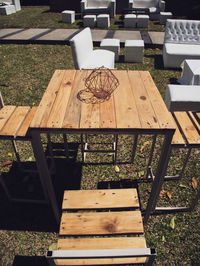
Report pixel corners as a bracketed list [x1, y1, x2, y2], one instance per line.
[174, 112, 200, 145]
[0, 105, 16, 132]
[113, 70, 141, 129]
[188, 111, 200, 133]
[100, 93, 116, 128]
[30, 70, 65, 128]
[60, 211, 144, 235]
[80, 100, 100, 129]
[140, 71, 176, 129]
[62, 189, 139, 209]
[63, 70, 86, 128]
[16, 106, 37, 137]
[0, 106, 30, 137]
[128, 71, 159, 129]
[56, 237, 147, 265]
[170, 113, 186, 145]
[46, 70, 76, 128]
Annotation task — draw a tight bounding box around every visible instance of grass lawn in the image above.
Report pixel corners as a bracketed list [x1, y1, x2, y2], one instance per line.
[0, 6, 200, 266]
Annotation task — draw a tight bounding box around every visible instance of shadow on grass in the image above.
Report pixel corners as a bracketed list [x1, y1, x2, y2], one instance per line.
[145, 53, 164, 70]
[12, 255, 48, 266]
[0, 153, 82, 232]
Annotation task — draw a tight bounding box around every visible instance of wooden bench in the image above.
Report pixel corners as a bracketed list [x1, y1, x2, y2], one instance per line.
[46, 189, 156, 265]
[156, 111, 200, 213]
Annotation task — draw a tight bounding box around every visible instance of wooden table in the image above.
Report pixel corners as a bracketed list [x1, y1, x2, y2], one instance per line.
[30, 69, 176, 224]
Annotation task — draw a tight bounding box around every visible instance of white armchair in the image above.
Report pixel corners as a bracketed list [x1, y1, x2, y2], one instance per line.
[81, 0, 116, 18]
[70, 27, 115, 69]
[128, 0, 165, 19]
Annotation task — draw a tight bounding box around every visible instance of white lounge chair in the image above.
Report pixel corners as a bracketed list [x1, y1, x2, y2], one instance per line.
[128, 0, 165, 20]
[70, 27, 115, 69]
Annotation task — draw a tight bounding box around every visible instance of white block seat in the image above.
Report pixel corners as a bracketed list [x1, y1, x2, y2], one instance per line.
[125, 40, 144, 63]
[124, 14, 137, 28]
[97, 14, 110, 28]
[70, 27, 115, 69]
[159, 11, 172, 25]
[165, 85, 200, 112]
[0, 4, 16, 15]
[61, 10, 75, 24]
[137, 14, 149, 28]
[83, 14, 96, 28]
[46, 188, 156, 265]
[100, 38, 120, 61]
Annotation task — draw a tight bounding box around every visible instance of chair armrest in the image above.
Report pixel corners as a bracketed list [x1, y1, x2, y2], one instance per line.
[81, 0, 86, 17]
[128, 0, 133, 8]
[159, 0, 165, 11]
[110, 0, 116, 17]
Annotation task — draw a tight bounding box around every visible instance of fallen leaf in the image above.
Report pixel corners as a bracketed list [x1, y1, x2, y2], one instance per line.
[140, 141, 150, 153]
[162, 235, 166, 242]
[27, 157, 33, 161]
[160, 190, 166, 197]
[170, 217, 175, 229]
[115, 165, 120, 172]
[138, 171, 144, 177]
[119, 173, 125, 179]
[192, 177, 198, 190]
[8, 153, 12, 157]
[28, 85, 33, 90]
[0, 160, 12, 167]
[48, 243, 57, 251]
[179, 184, 187, 188]
[166, 191, 172, 200]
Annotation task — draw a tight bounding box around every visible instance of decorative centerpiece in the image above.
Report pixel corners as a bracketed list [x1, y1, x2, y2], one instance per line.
[84, 67, 119, 100]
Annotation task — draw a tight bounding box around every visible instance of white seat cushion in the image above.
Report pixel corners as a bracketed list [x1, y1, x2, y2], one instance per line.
[165, 84, 200, 111]
[81, 49, 115, 69]
[165, 43, 200, 56]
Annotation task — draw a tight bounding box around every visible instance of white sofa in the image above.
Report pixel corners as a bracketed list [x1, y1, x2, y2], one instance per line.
[128, 0, 165, 20]
[163, 19, 200, 69]
[70, 27, 115, 69]
[81, 0, 116, 18]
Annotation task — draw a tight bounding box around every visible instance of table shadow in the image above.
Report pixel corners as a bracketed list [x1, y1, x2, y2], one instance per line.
[12, 255, 48, 266]
[0, 157, 82, 232]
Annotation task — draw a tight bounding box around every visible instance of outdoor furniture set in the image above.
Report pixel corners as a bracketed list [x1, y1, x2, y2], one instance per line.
[124, 14, 149, 28]
[70, 27, 144, 65]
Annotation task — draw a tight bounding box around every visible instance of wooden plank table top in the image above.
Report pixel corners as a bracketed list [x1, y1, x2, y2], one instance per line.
[30, 70, 176, 134]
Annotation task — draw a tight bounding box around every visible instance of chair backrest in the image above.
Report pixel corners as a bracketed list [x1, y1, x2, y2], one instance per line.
[133, 0, 158, 8]
[164, 19, 200, 44]
[86, 0, 111, 8]
[70, 28, 93, 69]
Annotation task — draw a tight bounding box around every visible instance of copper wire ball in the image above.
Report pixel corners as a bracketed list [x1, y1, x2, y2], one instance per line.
[85, 67, 119, 99]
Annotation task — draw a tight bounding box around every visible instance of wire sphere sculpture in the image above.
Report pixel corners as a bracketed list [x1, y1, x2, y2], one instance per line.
[85, 67, 119, 100]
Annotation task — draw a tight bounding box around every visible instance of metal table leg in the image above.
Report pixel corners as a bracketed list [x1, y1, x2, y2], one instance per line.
[31, 131, 60, 224]
[144, 132, 174, 224]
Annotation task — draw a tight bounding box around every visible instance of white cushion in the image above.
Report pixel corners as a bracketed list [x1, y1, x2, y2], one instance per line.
[165, 84, 200, 111]
[81, 49, 115, 69]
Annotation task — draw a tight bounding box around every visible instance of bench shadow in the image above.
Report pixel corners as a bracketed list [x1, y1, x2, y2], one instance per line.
[12, 255, 48, 266]
[145, 54, 164, 69]
[0, 147, 82, 232]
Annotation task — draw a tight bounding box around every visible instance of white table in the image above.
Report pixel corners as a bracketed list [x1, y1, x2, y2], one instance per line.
[179, 59, 200, 85]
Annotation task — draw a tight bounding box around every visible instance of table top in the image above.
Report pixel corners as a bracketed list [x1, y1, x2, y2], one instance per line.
[30, 70, 175, 133]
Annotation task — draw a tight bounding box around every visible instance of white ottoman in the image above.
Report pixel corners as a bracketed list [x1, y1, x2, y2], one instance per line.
[159, 12, 173, 25]
[125, 40, 144, 63]
[100, 38, 120, 61]
[165, 85, 200, 112]
[62, 10, 75, 24]
[124, 14, 137, 28]
[83, 15, 96, 28]
[0, 4, 16, 15]
[137, 15, 149, 28]
[97, 14, 110, 28]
